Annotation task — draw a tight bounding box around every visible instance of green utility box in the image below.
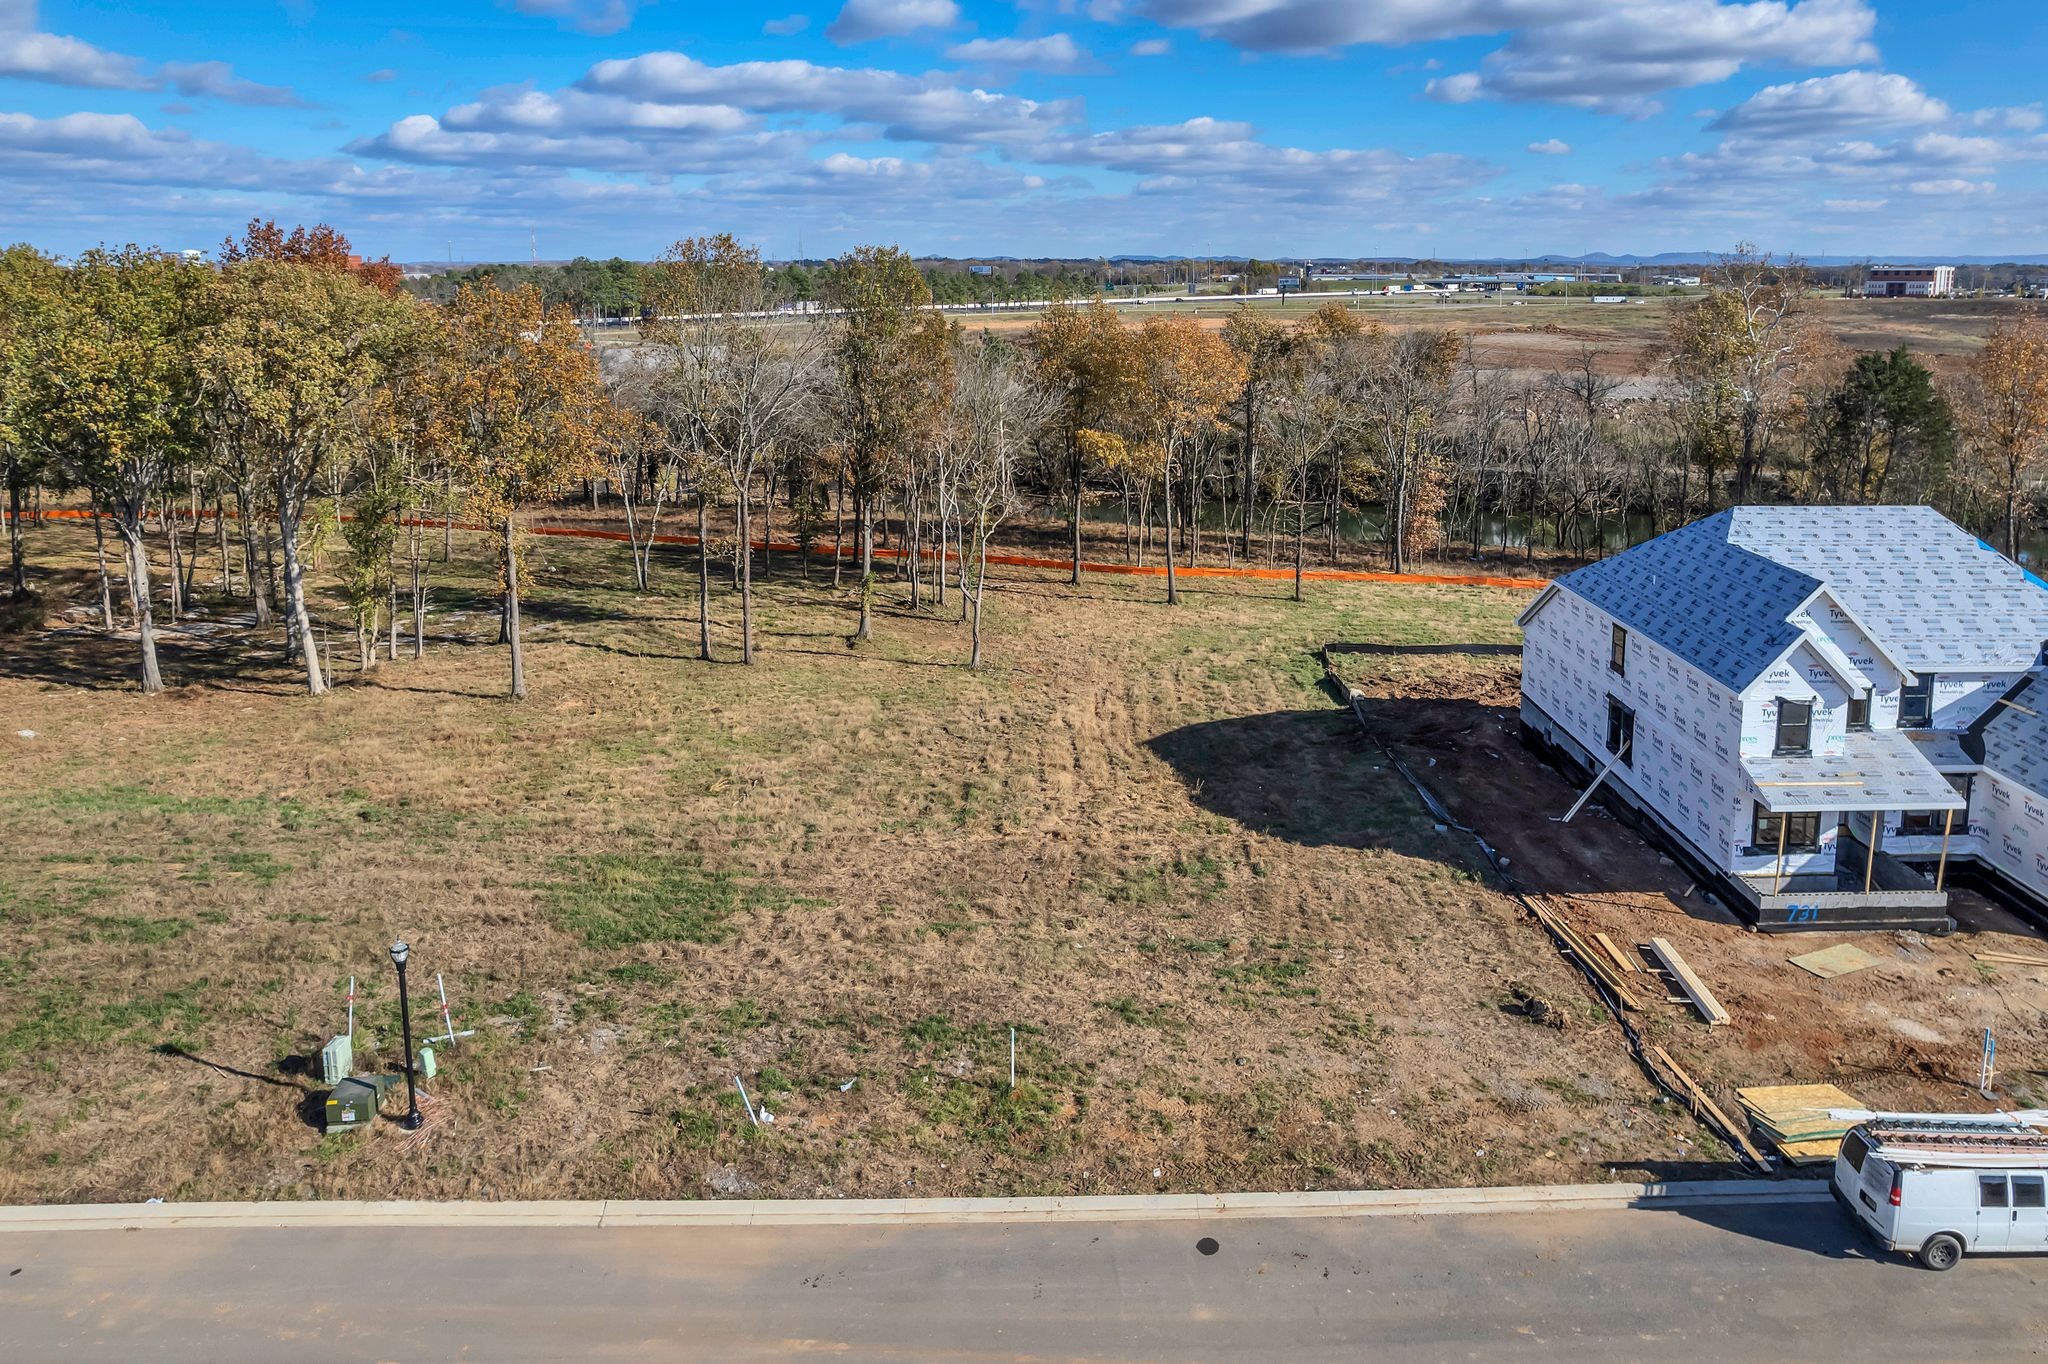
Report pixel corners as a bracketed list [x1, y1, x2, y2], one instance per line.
[323, 1075, 393, 1135]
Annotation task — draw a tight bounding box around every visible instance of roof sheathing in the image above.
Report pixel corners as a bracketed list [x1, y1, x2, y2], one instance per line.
[1549, 506, 2048, 693]
[1726, 506, 2048, 674]
[1553, 511, 1814, 693]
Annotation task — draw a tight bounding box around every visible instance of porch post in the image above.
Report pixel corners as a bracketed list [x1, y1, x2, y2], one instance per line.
[1863, 814, 1880, 894]
[1773, 813, 1790, 895]
[1936, 808, 1955, 892]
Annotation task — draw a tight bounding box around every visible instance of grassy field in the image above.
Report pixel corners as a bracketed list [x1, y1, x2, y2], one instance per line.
[0, 517, 1702, 1204]
[6, 511, 2040, 1206]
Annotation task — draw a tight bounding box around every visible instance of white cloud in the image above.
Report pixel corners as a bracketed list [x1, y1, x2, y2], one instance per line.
[0, 3, 305, 105]
[824, 0, 959, 44]
[1908, 178, 1993, 196]
[0, 1, 146, 88]
[509, 0, 643, 36]
[1822, 198, 1885, 212]
[1972, 105, 2044, 132]
[1426, 72, 1483, 104]
[1130, 37, 1170, 56]
[1527, 138, 1571, 155]
[946, 34, 1093, 72]
[1145, 0, 1878, 114]
[574, 50, 1079, 144]
[764, 14, 810, 36]
[161, 61, 310, 109]
[1712, 71, 1948, 137]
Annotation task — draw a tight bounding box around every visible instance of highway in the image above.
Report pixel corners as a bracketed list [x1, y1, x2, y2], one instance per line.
[4, 1197, 2046, 1361]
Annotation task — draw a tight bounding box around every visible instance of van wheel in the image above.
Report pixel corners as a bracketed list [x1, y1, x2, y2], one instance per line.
[1919, 1234, 1963, 1272]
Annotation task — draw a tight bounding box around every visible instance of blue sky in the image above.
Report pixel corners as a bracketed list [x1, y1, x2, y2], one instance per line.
[3, 0, 2045, 261]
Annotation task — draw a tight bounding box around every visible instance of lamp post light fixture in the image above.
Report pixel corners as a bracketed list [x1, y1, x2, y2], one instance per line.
[390, 938, 424, 1131]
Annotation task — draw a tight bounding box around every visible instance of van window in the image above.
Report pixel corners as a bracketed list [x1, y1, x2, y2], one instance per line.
[2016, 1176, 2046, 1210]
[1980, 1175, 2009, 1208]
[1840, 1130, 1868, 1172]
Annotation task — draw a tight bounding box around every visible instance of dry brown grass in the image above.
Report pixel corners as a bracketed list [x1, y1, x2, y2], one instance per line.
[1, 517, 1729, 1205]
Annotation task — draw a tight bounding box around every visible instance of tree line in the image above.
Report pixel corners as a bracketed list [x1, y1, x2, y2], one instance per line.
[4, 231, 2048, 701]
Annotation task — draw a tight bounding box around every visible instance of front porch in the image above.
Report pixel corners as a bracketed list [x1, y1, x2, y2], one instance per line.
[1738, 729, 1965, 932]
[1735, 830, 1952, 930]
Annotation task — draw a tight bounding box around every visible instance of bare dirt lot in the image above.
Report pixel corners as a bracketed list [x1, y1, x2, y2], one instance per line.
[1331, 645, 2048, 1134]
[2, 516, 2042, 1207]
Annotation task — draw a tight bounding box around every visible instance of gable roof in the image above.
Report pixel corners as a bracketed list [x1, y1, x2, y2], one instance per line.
[1552, 506, 2048, 694]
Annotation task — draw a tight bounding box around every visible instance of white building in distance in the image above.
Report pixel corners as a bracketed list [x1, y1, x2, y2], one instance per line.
[1864, 265, 1957, 298]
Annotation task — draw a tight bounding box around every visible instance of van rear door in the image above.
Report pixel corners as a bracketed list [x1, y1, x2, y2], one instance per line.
[2012, 1174, 2047, 1250]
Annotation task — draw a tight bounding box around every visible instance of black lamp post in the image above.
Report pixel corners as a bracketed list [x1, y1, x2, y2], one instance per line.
[390, 939, 424, 1131]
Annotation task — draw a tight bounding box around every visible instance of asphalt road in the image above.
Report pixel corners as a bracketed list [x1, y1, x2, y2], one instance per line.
[3, 1200, 2045, 1362]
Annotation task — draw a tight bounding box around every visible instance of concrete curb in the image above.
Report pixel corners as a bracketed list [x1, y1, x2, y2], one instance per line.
[0, 1180, 1833, 1234]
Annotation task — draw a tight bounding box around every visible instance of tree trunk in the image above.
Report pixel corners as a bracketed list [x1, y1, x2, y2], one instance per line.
[115, 516, 163, 694]
[832, 469, 845, 590]
[1294, 465, 1307, 604]
[857, 495, 875, 641]
[1164, 455, 1181, 606]
[278, 500, 326, 697]
[969, 522, 988, 670]
[159, 506, 184, 623]
[696, 494, 713, 662]
[214, 497, 230, 595]
[1069, 441, 1084, 585]
[738, 485, 755, 665]
[6, 472, 22, 595]
[236, 489, 273, 626]
[504, 511, 525, 700]
[92, 507, 114, 631]
[410, 515, 426, 659]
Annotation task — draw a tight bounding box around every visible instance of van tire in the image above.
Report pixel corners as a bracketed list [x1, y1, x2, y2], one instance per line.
[1918, 1233, 1963, 1272]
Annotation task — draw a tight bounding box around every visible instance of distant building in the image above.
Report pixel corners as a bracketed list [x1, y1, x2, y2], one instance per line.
[1864, 265, 1956, 299]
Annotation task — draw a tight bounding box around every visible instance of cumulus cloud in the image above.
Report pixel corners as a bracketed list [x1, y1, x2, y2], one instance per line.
[574, 50, 1080, 144]
[1711, 71, 1948, 137]
[161, 61, 311, 109]
[0, 0, 148, 88]
[1129, 38, 1170, 56]
[824, 0, 959, 44]
[1142, 0, 1878, 114]
[0, 3, 306, 105]
[763, 14, 810, 36]
[1527, 138, 1571, 155]
[509, 0, 643, 36]
[945, 34, 1094, 72]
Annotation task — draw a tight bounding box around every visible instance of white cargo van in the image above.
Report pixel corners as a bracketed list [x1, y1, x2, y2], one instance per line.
[1833, 1116, 2048, 1270]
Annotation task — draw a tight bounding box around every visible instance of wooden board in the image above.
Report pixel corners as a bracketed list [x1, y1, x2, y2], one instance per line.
[1648, 937, 1732, 1027]
[1975, 952, 2048, 968]
[1788, 943, 1884, 979]
[1593, 932, 1637, 975]
[1650, 1045, 1767, 1167]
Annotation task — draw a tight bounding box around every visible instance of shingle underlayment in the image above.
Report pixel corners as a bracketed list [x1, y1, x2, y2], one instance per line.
[1743, 729, 1969, 814]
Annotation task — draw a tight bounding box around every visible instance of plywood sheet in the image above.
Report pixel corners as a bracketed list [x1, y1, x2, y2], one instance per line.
[1788, 944, 1885, 979]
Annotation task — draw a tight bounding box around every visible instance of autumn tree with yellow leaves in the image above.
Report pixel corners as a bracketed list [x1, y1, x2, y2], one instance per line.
[431, 284, 614, 699]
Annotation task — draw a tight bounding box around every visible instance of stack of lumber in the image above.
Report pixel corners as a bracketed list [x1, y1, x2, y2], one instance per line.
[1524, 896, 1641, 1011]
[1976, 950, 2048, 970]
[1736, 1083, 1863, 1165]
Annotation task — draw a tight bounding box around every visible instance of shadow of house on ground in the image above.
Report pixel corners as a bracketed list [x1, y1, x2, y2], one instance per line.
[1144, 698, 1727, 909]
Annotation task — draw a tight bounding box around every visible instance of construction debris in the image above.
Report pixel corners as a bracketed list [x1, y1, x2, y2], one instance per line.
[1526, 896, 1642, 1012]
[1788, 943, 1884, 979]
[1646, 937, 1732, 1027]
[1975, 951, 2048, 969]
[1650, 1047, 1767, 1166]
[1737, 1083, 1863, 1165]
